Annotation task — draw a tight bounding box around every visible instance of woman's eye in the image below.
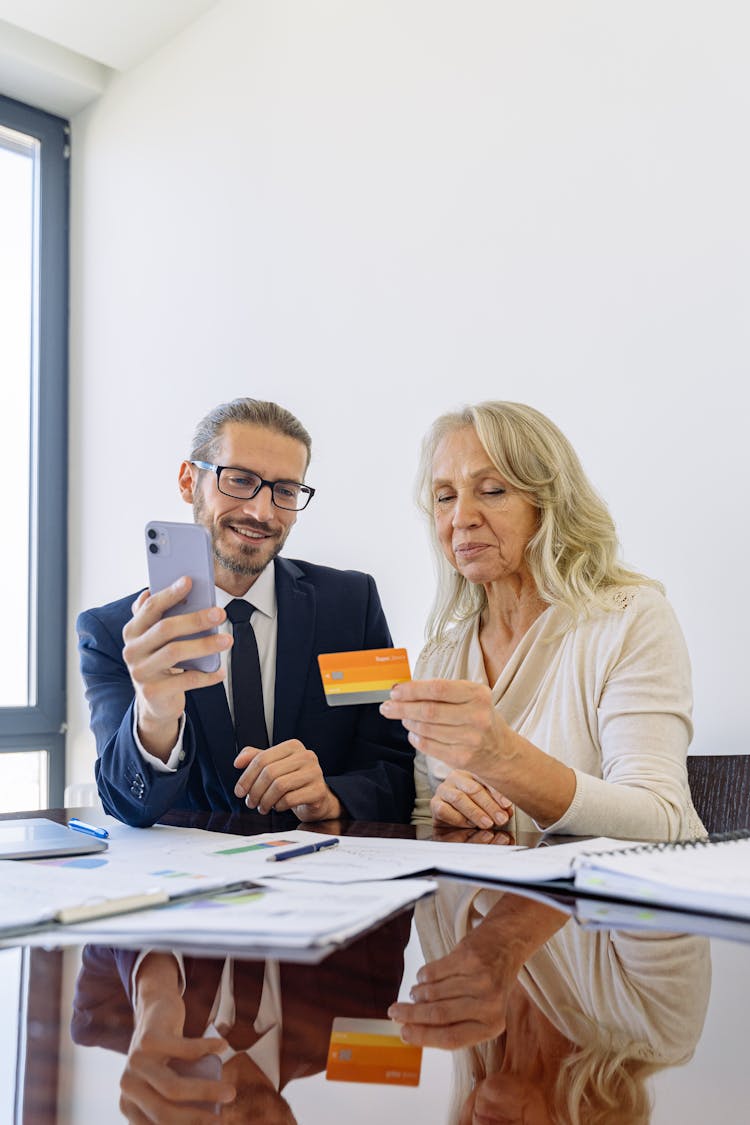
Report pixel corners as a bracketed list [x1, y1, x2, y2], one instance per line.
[435, 493, 455, 504]
[482, 488, 506, 498]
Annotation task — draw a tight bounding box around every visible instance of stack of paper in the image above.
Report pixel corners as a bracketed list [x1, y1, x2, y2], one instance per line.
[0, 823, 438, 948]
[44, 878, 436, 951]
[0, 818, 685, 948]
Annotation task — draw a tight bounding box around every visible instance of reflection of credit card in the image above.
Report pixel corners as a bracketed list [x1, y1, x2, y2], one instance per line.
[326, 1017, 422, 1086]
[317, 648, 411, 707]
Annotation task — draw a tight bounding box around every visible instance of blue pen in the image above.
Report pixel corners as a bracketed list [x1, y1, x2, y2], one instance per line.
[68, 818, 110, 840]
[266, 838, 339, 863]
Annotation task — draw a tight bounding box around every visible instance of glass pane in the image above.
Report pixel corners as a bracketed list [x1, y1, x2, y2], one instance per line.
[0, 751, 47, 813]
[0, 126, 37, 708]
[0, 948, 22, 1119]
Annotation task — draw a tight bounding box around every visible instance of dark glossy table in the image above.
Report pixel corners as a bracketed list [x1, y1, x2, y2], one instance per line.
[2, 809, 748, 1124]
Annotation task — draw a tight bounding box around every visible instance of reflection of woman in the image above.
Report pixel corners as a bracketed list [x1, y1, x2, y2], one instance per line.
[381, 402, 703, 839]
[390, 883, 711, 1125]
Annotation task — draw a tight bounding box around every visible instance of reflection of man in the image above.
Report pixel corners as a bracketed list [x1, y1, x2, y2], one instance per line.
[71, 913, 411, 1122]
[78, 398, 414, 827]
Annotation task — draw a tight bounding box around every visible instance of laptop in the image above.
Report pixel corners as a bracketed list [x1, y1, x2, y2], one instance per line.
[0, 818, 108, 860]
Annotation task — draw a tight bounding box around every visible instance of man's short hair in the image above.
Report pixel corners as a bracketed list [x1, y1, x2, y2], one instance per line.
[190, 398, 312, 471]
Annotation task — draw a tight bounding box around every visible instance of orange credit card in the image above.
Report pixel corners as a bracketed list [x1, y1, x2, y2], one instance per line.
[317, 648, 411, 707]
[326, 1018, 422, 1086]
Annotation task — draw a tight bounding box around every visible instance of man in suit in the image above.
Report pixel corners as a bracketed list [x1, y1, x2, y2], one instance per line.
[71, 912, 412, 1121]
[77, 398, 414, 827]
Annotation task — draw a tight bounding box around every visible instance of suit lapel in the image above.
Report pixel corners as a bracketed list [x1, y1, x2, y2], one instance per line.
[188, 682, 238, 800]
[273, 557, 316, 744]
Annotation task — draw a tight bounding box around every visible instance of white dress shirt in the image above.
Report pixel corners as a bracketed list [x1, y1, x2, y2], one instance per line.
[131, 953, 283, 1088]
[205, 957, 283, 1086]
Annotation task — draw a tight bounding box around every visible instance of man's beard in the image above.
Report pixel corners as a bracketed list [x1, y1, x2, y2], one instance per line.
[193, 491, 288, 577]
[213, 537, 273, 577]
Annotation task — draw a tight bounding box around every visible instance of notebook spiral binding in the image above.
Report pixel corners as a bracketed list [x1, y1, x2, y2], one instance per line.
[585, 828, 750, 860]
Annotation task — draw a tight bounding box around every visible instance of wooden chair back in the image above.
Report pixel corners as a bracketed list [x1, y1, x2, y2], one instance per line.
[687, 755, 750, 835]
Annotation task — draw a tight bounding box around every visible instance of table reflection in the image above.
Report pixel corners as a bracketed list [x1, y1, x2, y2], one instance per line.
[70, 912, 411, 1123]
[402, 882, 711, 1124]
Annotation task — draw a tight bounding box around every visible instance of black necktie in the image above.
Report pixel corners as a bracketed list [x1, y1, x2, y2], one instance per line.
[225, 599, 269, 752]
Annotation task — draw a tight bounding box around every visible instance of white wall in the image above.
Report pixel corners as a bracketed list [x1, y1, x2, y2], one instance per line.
[67, 0, 750, 784]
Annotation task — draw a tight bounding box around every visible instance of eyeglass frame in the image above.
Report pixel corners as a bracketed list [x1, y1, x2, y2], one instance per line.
[189, 460, 316, 511]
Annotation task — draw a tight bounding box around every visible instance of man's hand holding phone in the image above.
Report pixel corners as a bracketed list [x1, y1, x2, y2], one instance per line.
[123, 579, 232, 762]
[122, 952, 235, 1122]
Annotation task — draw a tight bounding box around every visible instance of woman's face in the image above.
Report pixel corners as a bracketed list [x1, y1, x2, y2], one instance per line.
[431, 427, 538, 589]
[458, 1073, 554, 1125]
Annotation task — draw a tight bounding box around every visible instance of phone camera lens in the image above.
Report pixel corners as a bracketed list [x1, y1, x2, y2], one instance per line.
[147, 528, 157, 540]
[148, 543, 159, 554]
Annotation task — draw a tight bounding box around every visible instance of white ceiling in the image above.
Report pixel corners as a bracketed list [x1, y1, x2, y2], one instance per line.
[0, 0, 223, 71]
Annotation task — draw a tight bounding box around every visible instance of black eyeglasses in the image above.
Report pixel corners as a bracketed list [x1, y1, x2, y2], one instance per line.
[190, 461, 316, 511]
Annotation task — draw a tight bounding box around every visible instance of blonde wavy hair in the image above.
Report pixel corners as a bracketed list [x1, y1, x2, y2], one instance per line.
[450, 1033, 660, 1125]
[416, 401, 661, 640]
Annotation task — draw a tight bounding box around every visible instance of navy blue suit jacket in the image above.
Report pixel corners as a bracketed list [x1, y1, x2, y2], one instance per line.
[77, 557, 414, 827]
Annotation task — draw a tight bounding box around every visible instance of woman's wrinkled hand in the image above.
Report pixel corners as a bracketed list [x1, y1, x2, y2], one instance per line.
[380, 678, 513, 785]
[431, 825, 513, 845]
[387, 894, 568, 1050]
[387, 916, 520, 1049]
[430, 769, 513, 830]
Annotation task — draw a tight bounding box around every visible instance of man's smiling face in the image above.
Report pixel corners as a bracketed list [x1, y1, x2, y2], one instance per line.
[179, 421, 309, 595]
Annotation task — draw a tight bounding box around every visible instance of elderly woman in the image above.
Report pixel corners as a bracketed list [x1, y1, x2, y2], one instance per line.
[388, 883, 710, 1125]
[380, 401, 703, 840]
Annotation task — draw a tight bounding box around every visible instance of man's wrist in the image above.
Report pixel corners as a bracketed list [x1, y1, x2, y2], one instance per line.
[136, 725, 179, 761]
[297, 787, 342, 821]
[134, 703, 184, 764]
[134, 953, 182, 1007]
[323, 789, 343, 819]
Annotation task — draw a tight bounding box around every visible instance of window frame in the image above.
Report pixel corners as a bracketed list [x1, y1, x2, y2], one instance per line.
[0, 95, 70, 807]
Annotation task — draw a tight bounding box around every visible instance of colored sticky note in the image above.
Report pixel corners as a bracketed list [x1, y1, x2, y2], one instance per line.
[317, 648, 411, 706]
[326, 1018, 422, 1086]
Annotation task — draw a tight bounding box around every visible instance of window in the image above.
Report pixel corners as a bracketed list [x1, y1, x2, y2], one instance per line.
[0, 96, 69, 809]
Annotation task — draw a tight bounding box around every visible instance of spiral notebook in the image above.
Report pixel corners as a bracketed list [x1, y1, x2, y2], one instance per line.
[572, 831, 750, 919]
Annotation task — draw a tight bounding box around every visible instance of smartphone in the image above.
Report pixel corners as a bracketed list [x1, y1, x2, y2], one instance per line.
[169, 1054, 223, 1113]
[145, 521, 220, 673]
